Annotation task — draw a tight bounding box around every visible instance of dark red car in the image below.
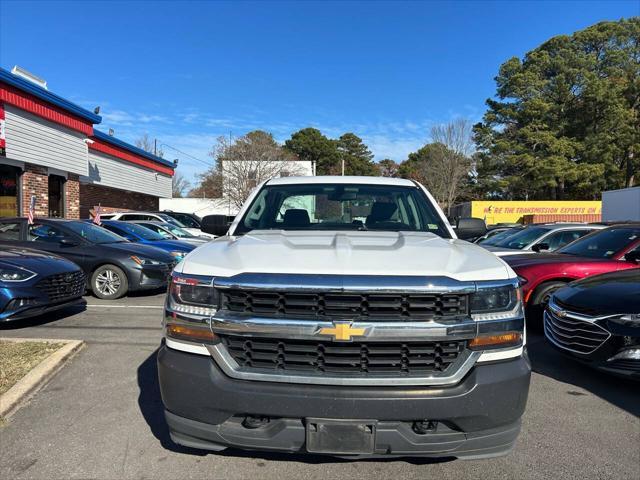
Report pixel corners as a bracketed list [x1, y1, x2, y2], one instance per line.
[503, 225, 640, 322]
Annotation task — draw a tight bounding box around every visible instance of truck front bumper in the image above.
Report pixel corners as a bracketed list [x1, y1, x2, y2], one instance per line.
[158, 344, 531, 458]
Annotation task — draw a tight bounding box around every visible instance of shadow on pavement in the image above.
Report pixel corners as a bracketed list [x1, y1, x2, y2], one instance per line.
[136, 348, 453, 465]
[527, 333, 640, 418]
[0, 301, 87, 330]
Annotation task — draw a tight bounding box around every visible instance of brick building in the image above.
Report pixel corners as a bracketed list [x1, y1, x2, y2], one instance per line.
[0, 67, 174, 219]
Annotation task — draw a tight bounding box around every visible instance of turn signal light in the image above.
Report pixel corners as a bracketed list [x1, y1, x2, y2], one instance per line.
[166, 323, 217, 343]
[469, 332, 522, 350]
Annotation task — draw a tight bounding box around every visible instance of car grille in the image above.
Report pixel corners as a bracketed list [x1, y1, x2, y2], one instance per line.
[219, 290, 468, 321]
[220, 335, 465, 376]
[35, 271, 86, 303]
[544, 308, 611, 354]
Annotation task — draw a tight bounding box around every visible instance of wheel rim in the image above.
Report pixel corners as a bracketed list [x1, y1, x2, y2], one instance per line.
[95, 269, 122, 296]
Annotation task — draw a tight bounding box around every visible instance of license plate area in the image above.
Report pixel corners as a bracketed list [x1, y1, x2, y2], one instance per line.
[306, 418, 376, 454]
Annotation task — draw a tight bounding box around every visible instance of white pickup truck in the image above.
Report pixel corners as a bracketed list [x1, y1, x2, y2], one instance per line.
[158, 176, 530, 458]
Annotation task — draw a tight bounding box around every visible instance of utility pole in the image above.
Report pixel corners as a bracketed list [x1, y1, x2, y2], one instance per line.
[341, 158, 345, 176]
[154, 138, 157, 156]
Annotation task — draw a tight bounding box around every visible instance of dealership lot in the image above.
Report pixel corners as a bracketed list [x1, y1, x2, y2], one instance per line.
[0, 293, 637, 480]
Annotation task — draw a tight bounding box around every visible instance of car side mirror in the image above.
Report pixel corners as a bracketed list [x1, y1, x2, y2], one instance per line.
[625, 251, 640, 264]
[532, 243, 549, 253]
[60, 238, 79, 247]
[201, 215, 231, 236]
[455, 217, 487, 241]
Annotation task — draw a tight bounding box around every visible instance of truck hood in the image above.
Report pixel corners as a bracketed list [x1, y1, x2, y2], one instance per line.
[177, 230, 514, 281]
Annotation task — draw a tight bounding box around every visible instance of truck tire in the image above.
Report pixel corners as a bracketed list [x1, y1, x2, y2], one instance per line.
[526, 281, 567, 328]
[91, 265, 128, 300]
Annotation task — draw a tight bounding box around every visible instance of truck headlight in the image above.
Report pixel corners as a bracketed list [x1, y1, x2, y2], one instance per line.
[471, 283, 522, 321]
[168, 274, 218, 316]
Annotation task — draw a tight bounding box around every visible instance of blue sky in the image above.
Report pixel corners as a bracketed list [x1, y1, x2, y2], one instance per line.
[1, 0, 637, 184]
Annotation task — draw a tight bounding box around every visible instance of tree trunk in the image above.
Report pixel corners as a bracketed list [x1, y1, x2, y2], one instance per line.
[626, 149, 635, 188]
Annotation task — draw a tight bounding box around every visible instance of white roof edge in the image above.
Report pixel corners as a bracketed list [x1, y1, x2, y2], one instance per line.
[266, 175, 416, 186]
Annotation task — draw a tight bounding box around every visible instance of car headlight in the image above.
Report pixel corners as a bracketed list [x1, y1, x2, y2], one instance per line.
[169, 250, 185, 260]
[168, 274, 218, 316]
[517, 276, 528, 285]
[130, 255, 162, 266]
[0, 266, 37, 282]
[471, 283, 522, 320]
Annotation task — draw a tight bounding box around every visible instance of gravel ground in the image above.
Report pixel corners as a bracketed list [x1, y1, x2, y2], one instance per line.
[0, 292, 638, 480]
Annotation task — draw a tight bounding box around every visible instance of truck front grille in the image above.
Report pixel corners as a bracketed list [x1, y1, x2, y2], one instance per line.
[220, 290, 468, 321]
[544, 308, 611, 354]
[35, 271, 86, 303]
[220, 334, 465, 375]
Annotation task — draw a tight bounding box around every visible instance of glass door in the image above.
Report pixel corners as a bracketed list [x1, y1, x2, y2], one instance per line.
[48, 174, 65, 218]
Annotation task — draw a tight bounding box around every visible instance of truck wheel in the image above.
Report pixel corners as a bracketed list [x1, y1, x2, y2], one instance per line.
[91, 265, 128, 300]
[527, 281, 567, 328]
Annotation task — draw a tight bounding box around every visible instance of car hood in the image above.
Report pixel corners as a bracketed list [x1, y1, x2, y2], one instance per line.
[483, 246, 535, 257]
[144, 239, 195, 252]
[177, 230, 514, 281]
[503, 252, 609, 268]
[183, 228, 215, 239]
[553, 268, 640, 315]
[102, 241, 176, 262]
[0, 247, 80, 274]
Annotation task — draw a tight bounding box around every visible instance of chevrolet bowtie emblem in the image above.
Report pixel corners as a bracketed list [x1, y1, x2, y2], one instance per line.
[317, 322, 366, 342]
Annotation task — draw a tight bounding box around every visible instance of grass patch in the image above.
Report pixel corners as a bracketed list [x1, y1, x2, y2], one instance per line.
[0, 340, 64, 396]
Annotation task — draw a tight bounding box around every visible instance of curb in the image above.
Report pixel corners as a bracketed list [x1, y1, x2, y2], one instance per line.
[0, 338, 85, 419]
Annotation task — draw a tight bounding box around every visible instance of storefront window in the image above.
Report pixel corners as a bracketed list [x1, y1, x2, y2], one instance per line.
[48, 174, 65, 218]
[0, 165, 20, 217]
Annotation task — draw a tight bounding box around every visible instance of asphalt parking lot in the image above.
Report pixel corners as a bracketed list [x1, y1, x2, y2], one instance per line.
[0, 293, 638, 480]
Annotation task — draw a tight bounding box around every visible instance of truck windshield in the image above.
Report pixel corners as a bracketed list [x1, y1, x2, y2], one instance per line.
[234, 183, 451, 237]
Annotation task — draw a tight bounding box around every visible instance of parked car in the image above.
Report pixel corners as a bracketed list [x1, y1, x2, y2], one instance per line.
[159, 176, 530, 458]
[97, 220, 195, 261]
[102, 211, 214, 239]
[0, 247, 85, 322]
[504, 225, 640, 322]
[0, 218, 176, 300]
[132, 221, 208, 246]
[545, 269, 640, 379]
[480, 223, 604, 256]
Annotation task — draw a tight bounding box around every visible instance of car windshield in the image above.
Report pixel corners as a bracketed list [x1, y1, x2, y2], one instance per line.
[486, 226, 550, 249]
[157, 213, 186, 228]
[161, 223, 196, 238]
[558, 227, 640, 259]
[167, 213, 200, 229]
[234, 183, 451, 237]
[112, 222, 166, 241]
[477, 228, 519, 245]
[65, 221, 127, 244]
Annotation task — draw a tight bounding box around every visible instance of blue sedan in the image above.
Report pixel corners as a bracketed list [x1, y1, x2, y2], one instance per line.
[0, 247, 85, 322]
[97, 220, 195, 262]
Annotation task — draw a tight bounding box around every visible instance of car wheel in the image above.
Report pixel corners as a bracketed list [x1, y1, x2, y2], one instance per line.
[527, 281, 567, 328]
[91, 265, 128, 300]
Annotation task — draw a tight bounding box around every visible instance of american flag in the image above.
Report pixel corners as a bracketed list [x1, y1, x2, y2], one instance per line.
[27, 195, 36, 225]
[93, 204, 102, 225]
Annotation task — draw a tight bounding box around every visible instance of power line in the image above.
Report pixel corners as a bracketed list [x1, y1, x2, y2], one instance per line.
[159, 142, 212, 167]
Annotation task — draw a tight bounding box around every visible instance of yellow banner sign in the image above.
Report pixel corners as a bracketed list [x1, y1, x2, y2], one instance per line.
[470, 201, 602, 225]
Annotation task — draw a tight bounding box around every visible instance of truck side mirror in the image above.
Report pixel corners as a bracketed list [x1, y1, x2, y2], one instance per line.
[201, 215, 232, 237]
[532, 243, 549, 252]
[456, 218, 487, 241]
